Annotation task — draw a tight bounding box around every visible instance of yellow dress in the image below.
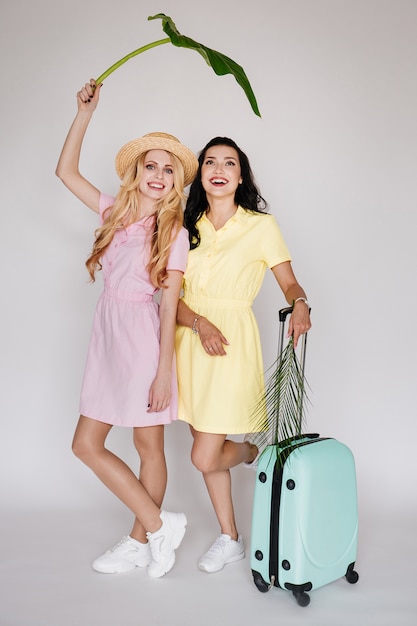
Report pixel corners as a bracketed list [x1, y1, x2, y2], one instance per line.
[175, 207, 291, 434]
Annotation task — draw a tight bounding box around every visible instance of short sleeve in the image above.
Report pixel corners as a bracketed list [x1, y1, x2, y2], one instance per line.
[260, 214, 292, 268]
[99, 193, 116, 224]
[167, 226, 190, 273]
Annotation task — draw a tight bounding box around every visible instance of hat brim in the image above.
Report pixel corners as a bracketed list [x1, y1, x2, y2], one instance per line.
[115, 134, 198, 187]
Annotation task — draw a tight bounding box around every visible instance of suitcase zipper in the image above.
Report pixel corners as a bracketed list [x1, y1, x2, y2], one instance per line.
[269, 435, 329, 587]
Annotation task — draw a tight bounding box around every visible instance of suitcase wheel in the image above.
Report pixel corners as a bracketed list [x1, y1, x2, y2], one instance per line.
[285, 582, 313, 607]
[293, 591, 311, 607]
[346, 563, 359, 584]
[252, 570, 270, 593]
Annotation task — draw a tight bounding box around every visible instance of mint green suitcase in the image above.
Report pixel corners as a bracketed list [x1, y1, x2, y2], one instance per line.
[250, 435, 359, 606]
[250, 309, 359, 606]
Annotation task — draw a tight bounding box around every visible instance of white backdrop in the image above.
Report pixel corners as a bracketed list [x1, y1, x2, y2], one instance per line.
[1, 0, 416, 526]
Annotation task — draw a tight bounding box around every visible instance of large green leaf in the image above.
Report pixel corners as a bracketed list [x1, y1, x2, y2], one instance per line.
[148, 14, 261, 117]
[95, 14, 261, 117]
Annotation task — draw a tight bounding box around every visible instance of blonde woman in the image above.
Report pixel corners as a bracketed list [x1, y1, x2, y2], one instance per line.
[56, 79, 198, 578]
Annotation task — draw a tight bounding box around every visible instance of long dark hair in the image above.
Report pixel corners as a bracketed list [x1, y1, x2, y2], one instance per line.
[184, 137, 268, 249]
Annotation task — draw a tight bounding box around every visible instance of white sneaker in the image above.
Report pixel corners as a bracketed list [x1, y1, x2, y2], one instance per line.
[198, 534, 245, 573]
[92, 536, 151, 573]
[146, 510, 187, 578]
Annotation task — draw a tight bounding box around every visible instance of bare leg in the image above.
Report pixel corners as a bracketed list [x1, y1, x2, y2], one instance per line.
[190, 429, 256, 539]
[72, 416, 162, 533]
[190, 427, 257, 472]
[203, 468, 237, 539]
[129, 425, 167, 543]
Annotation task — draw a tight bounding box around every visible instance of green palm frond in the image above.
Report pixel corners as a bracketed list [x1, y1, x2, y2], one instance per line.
[250, 336, 310, 458]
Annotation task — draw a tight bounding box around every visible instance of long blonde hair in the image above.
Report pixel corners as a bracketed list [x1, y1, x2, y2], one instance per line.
[86, 152, 186, 287]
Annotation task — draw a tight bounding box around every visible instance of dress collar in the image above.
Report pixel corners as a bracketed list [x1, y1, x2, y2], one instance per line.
[201, 205, 249, 227]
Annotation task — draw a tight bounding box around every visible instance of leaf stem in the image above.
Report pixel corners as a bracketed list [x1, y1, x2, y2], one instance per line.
[95, 38, 170, 84]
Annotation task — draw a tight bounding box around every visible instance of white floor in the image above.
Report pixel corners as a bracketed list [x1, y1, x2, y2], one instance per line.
[1, 469, 416, 626]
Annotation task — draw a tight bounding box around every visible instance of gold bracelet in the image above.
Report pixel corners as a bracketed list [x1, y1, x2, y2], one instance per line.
[192, 316, 201, 335]
[294, 297, 310, 307]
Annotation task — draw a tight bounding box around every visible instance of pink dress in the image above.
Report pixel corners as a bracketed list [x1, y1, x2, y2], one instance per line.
[79, 193, 189, 427]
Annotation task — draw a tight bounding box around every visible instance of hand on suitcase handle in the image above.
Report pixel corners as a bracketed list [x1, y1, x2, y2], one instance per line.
[284, 305, 312, 349]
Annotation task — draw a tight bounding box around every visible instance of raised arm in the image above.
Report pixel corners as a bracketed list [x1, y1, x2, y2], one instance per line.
[55, 79, 102, 213]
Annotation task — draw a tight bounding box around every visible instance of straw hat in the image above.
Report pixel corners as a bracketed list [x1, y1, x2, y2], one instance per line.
[115, 132, 198, 186]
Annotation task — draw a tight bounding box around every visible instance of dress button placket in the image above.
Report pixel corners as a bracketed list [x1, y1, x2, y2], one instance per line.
[199, 236, 216, 293]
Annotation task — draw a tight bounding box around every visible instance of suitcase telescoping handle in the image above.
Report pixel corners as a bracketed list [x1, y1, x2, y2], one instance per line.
[278, 306, 310, 429]
[278, 306, 309, 374]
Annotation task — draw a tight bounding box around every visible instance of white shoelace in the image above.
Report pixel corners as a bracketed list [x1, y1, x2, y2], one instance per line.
[109, 536, 131, 552]
[207, 536, 230, 554]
